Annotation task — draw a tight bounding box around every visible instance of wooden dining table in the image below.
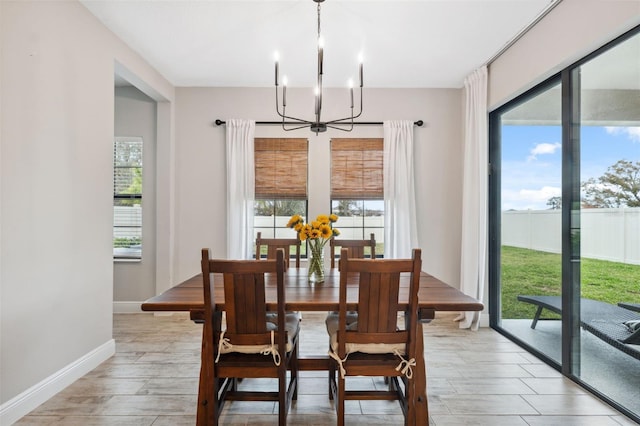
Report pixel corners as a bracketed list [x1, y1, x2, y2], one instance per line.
[141, 266, 483, 425]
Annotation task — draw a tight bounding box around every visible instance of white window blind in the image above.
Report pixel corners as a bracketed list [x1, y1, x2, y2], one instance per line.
[113, 136, 143, 259]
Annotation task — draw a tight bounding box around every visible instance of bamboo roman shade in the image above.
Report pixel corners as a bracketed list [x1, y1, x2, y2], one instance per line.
[255, 138, 308, 199]
[331, 138, 383, 200]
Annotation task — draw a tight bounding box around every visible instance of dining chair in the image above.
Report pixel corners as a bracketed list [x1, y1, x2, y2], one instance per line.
[256, 231, 301, 269]
[329, 233, 376, 268]
[201, 248, 299, 426]
[326, 247, 422, 426]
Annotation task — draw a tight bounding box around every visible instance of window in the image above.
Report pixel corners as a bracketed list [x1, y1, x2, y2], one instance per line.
[330, 138, 384, 256]
[113, 137, 142, 259]
[253, 138, 308, 257]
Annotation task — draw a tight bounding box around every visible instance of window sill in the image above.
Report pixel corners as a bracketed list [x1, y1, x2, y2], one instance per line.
[114, 258, 142, 263]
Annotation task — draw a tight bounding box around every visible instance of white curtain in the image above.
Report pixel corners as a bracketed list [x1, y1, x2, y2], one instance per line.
[383, 120, 419, 259]
[457, 66, 488, 330]
[226, 119, 255, 259]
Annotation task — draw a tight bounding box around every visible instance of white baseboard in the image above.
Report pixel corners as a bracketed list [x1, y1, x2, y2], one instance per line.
[479, 313, 490, 328]
[113, 301, 144, 313]
[0, 339, 115, 425]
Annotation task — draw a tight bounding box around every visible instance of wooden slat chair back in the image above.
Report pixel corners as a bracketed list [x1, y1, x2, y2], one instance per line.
[256, 231, 301, 270]
[326, 247, 422, 426]
[201, 248, 299, 426]
[329, 233, 376, 268]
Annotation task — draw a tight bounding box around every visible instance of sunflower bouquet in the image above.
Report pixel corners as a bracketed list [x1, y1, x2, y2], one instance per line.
[287, 214, 339, 282]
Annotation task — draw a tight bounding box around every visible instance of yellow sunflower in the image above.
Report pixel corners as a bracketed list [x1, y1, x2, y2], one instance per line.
[287, 214, 303, 228]
[316, 214, 330, 225]
[319, 224, 332, 239]
[286, 213, 339, 245]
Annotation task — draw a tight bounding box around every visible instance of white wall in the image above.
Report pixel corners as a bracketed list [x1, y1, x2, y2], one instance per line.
[0, 1, 174, 422]
[489, 0, 640, 110]
[114, 87, 157, 302]
[173, 87, 464, 287]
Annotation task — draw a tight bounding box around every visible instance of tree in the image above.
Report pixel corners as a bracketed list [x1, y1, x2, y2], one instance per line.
[546, 196, 562, 210]
[254, 199, 306, 216]
[122, 167, 142, 195]
[332, 200, 361, 216]
[581, 159, 640, 208]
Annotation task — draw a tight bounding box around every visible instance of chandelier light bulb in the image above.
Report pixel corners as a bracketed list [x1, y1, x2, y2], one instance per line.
[282, 76, 288, 106]
[348, 79, 354, 108]
[274, 52, 280, 86]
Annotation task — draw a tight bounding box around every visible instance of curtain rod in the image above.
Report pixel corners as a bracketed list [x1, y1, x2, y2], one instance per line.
[485, 0, 563, 66]
[214, 119, 424, 127]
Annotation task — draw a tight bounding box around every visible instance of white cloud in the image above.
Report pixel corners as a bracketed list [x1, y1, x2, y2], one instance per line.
[502, 186, 561, 210]
[528, 142, 561, 161]
[605, 126, 640, 142]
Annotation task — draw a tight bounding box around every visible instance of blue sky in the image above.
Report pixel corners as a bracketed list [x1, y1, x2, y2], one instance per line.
[501, 125, 640, 210]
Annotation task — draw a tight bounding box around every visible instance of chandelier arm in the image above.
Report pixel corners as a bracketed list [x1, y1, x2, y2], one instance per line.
[326, 119, 354, 126]
[352, 84, 364, 119]
[325, 114, 359, 125]
[280, 115, 313, 124]
[325, 112, 360, 124]
[326, 123, 355, 132]
[328, 85, 364, 124]
[274, 85, 285, 119]
[282, 123, 314, 131]
[275, 88, 313, 124]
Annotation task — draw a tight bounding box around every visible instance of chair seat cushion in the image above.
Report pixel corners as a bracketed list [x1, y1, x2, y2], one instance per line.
[327, 310, 358, 324]
[325, 312, 405, 355]
[267, 311, 302, 324]
[218, 313, 300, 356]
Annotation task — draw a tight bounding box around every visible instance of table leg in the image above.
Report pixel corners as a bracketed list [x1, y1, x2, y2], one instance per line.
[413, 322, 429, 425]
[196, 323, 209, 425]
[196, 311, 220, 426]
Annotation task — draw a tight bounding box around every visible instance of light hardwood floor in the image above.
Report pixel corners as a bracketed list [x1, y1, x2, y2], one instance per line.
[15, 312, 638, 425]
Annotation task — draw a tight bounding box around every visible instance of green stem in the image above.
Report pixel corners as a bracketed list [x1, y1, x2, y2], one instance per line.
[308, 240, 325, 280]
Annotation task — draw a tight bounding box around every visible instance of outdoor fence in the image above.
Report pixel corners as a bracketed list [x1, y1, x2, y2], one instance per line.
[254, 216, 385, 242]
[502, 207, 640, 265]
[116, 208, 638, 265]
[113, 205, 142, 240]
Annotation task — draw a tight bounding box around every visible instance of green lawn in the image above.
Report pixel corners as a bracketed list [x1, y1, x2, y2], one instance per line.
[501, 246, 640, 319]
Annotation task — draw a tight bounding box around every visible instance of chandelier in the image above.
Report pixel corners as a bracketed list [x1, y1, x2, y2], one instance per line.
[274, 0, 363, 134]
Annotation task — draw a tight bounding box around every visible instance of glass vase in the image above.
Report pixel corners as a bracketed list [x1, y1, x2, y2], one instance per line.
[308, 242, 325, 283]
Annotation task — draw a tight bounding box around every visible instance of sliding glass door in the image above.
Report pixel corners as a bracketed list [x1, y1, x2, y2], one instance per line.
[492, 79, 563, 364]
[490, 26, 640, 421]
[573, 29, 640, 415]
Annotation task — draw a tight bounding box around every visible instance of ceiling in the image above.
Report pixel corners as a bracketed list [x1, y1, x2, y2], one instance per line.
[81, 0, 556, 89]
